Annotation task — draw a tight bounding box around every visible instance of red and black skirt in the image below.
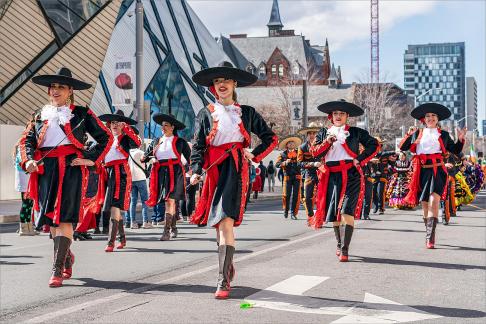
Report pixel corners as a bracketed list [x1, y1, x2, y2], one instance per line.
[99, 159, 131, 212]
[310, 160, 364, 228]
[404, 154, 447, 205]
[146, 159, 185, 206]
[28, 145, 86, 227]
[191, 142, 249, 228]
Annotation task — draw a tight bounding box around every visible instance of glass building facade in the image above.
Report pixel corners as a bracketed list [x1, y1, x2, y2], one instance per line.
[403, 42, 466, 127]
[90, 0, 229, 140]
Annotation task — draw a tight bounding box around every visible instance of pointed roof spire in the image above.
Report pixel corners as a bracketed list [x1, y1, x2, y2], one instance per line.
[329, 63, 338, 80]
[325, 38, 329, 47]
[337, 65, 342, 79]
[267, 0, 283, 28]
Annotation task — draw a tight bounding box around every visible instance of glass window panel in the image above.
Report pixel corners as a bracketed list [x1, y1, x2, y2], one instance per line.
[39, 0, 109, 43]
[278, 64, 284, 77]
[272, 65, 277, 75]
[144, 54, 195, 140]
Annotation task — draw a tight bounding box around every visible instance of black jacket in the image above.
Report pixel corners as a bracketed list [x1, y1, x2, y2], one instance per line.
[109, 125, 142, 160]
[297, 141, 319, 180]
[276, 150, 301, 178]
[312, 126, 379, 164]
[144, 136, 191, 163]
[190, 104, 277, 175]
[399, 128, 463, 155]
[20, 105, 112, 167]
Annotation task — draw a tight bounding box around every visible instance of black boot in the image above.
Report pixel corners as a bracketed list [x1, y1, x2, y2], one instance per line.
[333, 226, 341, 256]
[284, 210, 289, 218]
[49, 236, 71, 287]
[160, 213, 172, 241]
[339, 225, 354, 262]
[215, 245, 235, 299]
[170, 214, 178, 238]
[426, 218, 438, 249]
[117, 220, 126, 249]
[105, 219, 118, 252]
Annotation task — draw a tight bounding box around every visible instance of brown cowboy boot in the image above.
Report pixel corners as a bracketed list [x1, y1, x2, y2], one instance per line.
[49, 236, 71, 287]
[105, 219, 118, 252]
[117, 219, 126, 249]
[170, 214, 178, 238]
[160, 214, 172, 241]
[63, 248, 75, 279]
[333, 225, 342, 256]
[215, 245, 235, 299]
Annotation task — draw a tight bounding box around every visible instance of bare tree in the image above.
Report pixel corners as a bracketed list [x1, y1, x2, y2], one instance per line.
[353, 73, 414, 150]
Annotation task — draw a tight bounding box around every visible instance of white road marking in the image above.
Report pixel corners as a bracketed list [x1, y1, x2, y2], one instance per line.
[25, 231, 329, 323]
[332, 293, 441, 323]
[265, 275, 329, 295]
[246, 276, 441, 323]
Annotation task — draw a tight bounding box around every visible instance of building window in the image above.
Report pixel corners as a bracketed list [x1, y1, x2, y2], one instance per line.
[258, 64, 266, 80]
[278, 64, 284, 77]
[271, 64, 277, 76]
[293, 64, 300, 76]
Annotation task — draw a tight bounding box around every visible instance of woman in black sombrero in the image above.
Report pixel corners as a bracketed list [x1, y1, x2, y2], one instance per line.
[19, 67, 112, 287]
[98, 110, 142, 252]
[310, 100, 379, 262]
[190, 62, 278, 299]
[399, 103, 465, 249]
[141, 113, 191, 241]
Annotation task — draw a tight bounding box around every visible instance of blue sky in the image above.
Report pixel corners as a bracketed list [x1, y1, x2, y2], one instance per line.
[189, 0, 485, 132]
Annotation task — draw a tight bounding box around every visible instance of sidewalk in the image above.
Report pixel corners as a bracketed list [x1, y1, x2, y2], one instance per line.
[0, 186, 282, 223]
[0, 200, 22, 223]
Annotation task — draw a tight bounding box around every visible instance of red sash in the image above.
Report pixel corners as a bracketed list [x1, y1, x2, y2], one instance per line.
[309, 160, 364, 229]
[403, 153, 447, 206]
[97, 159, 131, 210]
[27, 145, 81, 225]
[190, 142, 248, 227]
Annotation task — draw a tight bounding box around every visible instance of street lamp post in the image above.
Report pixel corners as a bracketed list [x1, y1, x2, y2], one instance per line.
[135, 0, 144, 143]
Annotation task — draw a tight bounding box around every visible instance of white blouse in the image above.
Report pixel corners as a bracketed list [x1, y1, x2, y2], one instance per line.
[325, 125, 353, 162]
[416, 128, 441, 154]
[39, 105, 73, 148]
[104, 137, 126, 163]
[211, 102, 244, 146]
[155, 135, 177, 160]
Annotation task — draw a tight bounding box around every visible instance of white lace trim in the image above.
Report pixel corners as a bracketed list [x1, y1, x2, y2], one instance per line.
[40, 105, 73, 126]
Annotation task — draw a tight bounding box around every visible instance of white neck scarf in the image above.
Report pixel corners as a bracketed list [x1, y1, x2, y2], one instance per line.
[328, 125, 350, 144]
[40, 105, 73, 126]
[211, 102, 242, 129]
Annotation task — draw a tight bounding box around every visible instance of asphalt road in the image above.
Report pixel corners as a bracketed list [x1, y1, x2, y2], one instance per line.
[1, 192, 485, 323]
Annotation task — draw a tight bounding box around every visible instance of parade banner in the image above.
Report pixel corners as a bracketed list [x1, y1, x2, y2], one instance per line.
[290, 98, 303, 127]
[112, 56, 134, 108]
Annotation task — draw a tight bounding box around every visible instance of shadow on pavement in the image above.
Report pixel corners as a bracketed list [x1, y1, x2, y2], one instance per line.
[352, 255, 486, 271]
[436, 244, 486, 252]
[118, 247, 254, 254]
[358, 227, 424, 233]
[69, 278, 260, 299]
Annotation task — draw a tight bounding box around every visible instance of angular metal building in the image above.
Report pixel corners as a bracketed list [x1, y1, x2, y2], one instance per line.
[0, 0, 229, 139]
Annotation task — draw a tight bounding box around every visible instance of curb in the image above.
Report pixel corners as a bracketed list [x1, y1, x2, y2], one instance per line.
[0, 215, 20, 224]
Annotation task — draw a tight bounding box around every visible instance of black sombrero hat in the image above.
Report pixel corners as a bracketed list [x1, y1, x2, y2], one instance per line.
[411, 103, 451, 121]
[99, 109, 136, 125]
[317, 99, 364, 117]
[32, 67, 91, 90]
[153, 113, 186, 130]
[278, 135, 302, 151]
[192, 61, 257, 87]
